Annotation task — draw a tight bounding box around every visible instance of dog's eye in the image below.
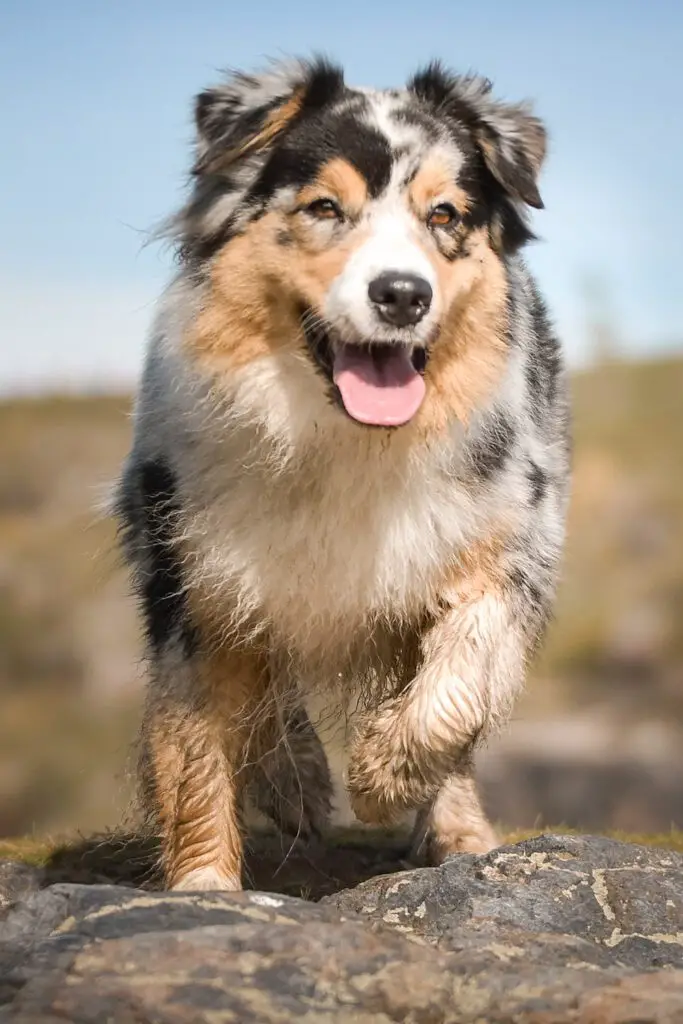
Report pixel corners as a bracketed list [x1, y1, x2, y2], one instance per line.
[427, 203, 458, 229]
[305, 198, 344, 222]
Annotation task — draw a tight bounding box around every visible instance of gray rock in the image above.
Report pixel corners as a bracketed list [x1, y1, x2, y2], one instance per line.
[0, 834, 682, 1022]
[0, 862, 43, 913]
[326, 833, 683, 968]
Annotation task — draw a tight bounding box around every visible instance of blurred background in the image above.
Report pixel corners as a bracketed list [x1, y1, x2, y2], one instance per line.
[1, 1, 682, 840]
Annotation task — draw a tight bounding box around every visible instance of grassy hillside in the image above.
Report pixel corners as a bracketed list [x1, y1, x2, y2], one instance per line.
[1, 356, 682, 838]
[538, 356, 683, 712]
[0, 396, 139, 835]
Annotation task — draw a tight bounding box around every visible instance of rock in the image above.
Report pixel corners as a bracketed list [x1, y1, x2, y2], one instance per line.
[326, 833, 683, 967]
[0, 834, 681, 1022]
[0, 862, 43, 911]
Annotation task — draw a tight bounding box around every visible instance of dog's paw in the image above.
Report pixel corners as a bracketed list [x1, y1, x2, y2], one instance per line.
[427, 824, 499, 863]
[169, 866, 242, 892]
[346, 710, 418, 825]
[347, 786, 397, 826]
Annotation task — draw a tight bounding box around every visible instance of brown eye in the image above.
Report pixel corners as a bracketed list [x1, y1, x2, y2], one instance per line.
[428, 203, 458, 228]
[306, 198, 344, 221]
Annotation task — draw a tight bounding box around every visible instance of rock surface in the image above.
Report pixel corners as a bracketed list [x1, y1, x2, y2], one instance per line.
[1, 834, 682, 1022]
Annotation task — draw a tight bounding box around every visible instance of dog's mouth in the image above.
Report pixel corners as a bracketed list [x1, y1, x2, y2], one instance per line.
[302, 314, 428, 428]
[333, 343, 427, 427]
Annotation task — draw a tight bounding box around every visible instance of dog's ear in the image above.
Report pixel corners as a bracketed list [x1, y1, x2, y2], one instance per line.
[408, 63, 546, 209]
[194, 57, 345, 175]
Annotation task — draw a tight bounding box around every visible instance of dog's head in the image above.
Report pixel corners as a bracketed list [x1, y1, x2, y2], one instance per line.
[178, 57, 546, 430]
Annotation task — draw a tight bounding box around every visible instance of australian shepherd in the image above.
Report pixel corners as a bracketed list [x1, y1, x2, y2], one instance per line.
[116, 56, 570, 891]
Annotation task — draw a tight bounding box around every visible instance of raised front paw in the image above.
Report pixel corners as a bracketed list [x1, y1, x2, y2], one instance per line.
[346, 710, 425, 825]
[347, 696, 475, 825]
[347, 784, 397, 826]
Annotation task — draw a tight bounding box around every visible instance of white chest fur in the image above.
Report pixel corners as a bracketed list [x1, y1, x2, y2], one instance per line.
[181, 412, 486, 661]
[155, 347, 512, 665]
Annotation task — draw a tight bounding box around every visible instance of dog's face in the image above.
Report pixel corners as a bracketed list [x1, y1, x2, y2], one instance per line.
[180, 60, 546, 429]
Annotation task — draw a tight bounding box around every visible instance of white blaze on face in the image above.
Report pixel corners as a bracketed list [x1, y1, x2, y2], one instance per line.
[319, 98, 457, 429]
[324, 188, 441, 428]
[325, 201, 440, 344]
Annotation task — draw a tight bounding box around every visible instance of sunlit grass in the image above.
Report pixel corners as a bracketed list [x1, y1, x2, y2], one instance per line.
[500, 826, 683, 853]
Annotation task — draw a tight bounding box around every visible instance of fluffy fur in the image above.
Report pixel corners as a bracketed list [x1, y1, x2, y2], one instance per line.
[116, 56, 570, 890]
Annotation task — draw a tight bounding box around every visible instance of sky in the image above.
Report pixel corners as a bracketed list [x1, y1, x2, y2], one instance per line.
[1, 0, 682, 391]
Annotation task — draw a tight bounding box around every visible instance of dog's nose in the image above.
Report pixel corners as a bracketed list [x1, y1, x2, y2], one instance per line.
[368, 272, 433, 327]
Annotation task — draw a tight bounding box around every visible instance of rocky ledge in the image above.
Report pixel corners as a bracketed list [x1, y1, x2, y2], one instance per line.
[1, 834, 682, 1022]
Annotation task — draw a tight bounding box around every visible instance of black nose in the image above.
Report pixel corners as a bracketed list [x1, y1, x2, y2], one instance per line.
[368, 272, 433, 327]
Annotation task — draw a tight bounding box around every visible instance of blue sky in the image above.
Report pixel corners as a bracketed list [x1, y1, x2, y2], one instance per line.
[1, 0, 682, 389]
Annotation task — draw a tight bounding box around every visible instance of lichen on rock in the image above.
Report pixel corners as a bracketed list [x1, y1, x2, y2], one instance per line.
[1, 834, 682, 1021]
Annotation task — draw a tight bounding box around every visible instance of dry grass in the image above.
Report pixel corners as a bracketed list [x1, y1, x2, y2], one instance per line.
[501, 826, 683, 854]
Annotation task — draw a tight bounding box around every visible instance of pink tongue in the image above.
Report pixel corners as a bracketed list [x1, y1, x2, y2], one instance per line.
[332, 345, 426, 427]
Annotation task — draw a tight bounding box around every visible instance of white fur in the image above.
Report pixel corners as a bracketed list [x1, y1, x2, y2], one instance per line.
[171, 866, 241, 892]
[178, 354, 482, 663]
[325, 204, 438, 345]
[182, 383, 532, 690]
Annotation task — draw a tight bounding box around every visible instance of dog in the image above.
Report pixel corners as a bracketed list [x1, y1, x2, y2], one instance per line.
[116, 56, 570, 891]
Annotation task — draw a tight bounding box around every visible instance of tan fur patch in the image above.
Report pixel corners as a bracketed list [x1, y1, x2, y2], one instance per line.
[414, 230, 509, 436]
[296, 158, 368, 217]
[187, 210, 368, 375]
[408, 156, 471, 219]
[204, 90, 304, 174]
[140, 640, 270, 890]
[441, 532, 510, 602]
[187, 213, 300, 372]
[425, 764, 499, 863]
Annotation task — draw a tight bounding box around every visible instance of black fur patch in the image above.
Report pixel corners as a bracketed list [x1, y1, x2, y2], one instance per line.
[469, 412, 515, 480]
[194, 58, 345, 174]
[250, 105, 394, 203]
[408, 62, 462, 109]
[117, 459, 196, 656]
[299, 58, 346, 112]
[526, 284, 562, 424]
[509, 566, 544, 617]
[527, 460, 547, 505]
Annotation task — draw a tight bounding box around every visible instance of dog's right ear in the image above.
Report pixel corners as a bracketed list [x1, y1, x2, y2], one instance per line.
[408, 62, 546, 210]
[194, 57, 345, 175]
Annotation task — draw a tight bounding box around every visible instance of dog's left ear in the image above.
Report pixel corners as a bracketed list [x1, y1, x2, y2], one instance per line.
[408, 63, 546, 209]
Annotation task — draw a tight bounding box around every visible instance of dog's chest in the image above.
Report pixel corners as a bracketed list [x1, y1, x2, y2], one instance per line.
[186, 432, 479, 637]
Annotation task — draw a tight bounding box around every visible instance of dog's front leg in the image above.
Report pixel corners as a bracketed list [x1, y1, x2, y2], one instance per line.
[409, 756, 500, 863]
[139, 643, 268, 891]
[347, 583, 528, 826]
